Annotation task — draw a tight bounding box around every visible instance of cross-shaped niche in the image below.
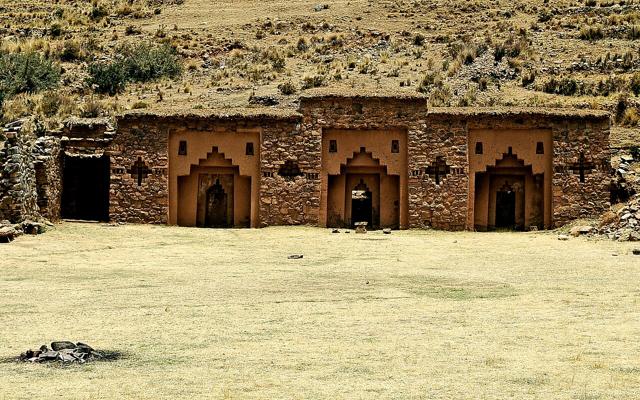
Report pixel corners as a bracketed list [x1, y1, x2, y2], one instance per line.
[278, 159, 304, 180]
[426, 156, 451, 185]
[569, 152, 595, 183]
[128, 157, 151, 186]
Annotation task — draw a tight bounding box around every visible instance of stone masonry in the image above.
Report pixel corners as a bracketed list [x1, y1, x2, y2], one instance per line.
[0, 96, 613, 231]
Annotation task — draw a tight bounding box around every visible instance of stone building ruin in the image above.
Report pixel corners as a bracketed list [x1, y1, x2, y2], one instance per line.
[0, 94, 612, 231]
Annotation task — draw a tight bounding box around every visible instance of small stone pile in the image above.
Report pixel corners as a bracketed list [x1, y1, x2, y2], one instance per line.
[597, 194, 640, 241]
[0, 219, 47, 243]
[19, 341, 102, 364]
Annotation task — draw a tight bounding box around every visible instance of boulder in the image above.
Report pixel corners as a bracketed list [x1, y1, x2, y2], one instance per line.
[354, 222, 367, 234]
[51, 341, 76, 351]
[570, 225, 594, 237]
[0, 226, 17, 243]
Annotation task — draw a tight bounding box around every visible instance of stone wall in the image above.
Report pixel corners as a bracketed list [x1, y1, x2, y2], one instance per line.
[0, 121, 39, 223]
[434, 110, 612, 229]
[33, 136, 62, 221]
[410, 115, 468, 230]
[108, 116, 169, 224]
[259, 120, 317, 226]
[551, 118, 611, 226]
[72, 103, 611, 230]
[300, 95, 428, 229]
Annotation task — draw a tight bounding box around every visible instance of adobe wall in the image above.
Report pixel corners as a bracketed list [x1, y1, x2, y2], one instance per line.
[322, 129, 407, 228]
[300, 96, 427, 229]
[98, 103, 610, 230]
[169, 125, 261, 227]
[433, 111, 612, 229]
[111, 114, 302, 226]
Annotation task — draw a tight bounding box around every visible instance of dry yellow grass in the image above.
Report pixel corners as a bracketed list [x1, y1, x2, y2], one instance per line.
[0, 223, 639, 399]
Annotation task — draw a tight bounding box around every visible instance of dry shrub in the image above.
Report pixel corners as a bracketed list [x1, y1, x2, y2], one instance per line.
[599, 211, 619, 226]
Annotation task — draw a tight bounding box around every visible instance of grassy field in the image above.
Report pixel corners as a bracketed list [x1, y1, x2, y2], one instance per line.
[0, 223, 639, 399]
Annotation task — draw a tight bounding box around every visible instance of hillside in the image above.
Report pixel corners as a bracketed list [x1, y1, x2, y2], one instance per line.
[1, 0, 640, 145]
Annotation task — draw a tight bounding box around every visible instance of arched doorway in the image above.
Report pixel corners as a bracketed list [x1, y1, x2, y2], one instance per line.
[351, 179, 373, 227]
[204, 179, 229, 227]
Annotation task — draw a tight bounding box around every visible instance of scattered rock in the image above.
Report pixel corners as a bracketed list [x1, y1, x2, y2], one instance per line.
[314, 4, 329, 12]
[383, 228, 392, 234]
[558, 234, 570, 241]
[355, 222, 367, 234]
[596, 194, 640, 241]
[331, 228, 340, 233]
[288, 254, 303, 259]
[633, 248, 640, 255]
[248, 95, 279, 106]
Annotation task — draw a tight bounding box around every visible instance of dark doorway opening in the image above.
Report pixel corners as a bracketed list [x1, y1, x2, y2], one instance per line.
[495, 190, 516, 229]
[351, 180, 373, 228]
[205, 180, 229, 227]
[61, 155, 110, 221]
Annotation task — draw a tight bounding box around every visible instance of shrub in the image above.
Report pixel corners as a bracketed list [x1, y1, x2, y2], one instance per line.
[39, 91, 63, 117]
[87, 61, 128, 95]
[49, 23, 63, 38]
[90, 4, 109, 21]
[81, 96, 104, 118]
[121, 43, 182, 82]
[0, 52, 60, 96]
[301, 74, 325, 89]
[125, 25, 142, 36]
[131, 101, 149, 109]
[542, 77, 579, 96]
[278, 81, 297, 95]
[413, 32, 426, 46]
[629, 72, 640, 95]
[59, 40, 83, 62]
[538, 10, 553, 23]
[417, 70, 442, 94]
[88, 43, 182, 95]
[620, 108, 640, 126]
[521, 69, 536, 87]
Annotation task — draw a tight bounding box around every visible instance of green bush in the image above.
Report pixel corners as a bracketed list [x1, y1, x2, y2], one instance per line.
[88, 62, 128, 95]
[88, 43, 182, 95]
[0, 52, 60, 96]
[121, 43, 182, 83]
